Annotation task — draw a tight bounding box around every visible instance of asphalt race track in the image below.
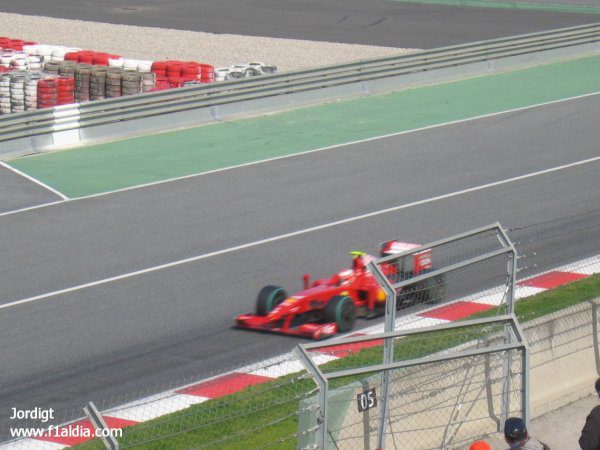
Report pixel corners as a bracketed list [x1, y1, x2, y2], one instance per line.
[0, 164, 61, 213]
[0, 0, 599, 48]
[0, 93, 599, 435]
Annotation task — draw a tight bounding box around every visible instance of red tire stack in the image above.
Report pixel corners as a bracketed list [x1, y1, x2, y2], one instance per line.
[62, 51, 121, 67]
[181, 62, 201, 83]
[165, 61, 183, 87]
[9, 39, 24, 51]
[57, 77, 75, 105]
[151, 61, 167, 77]
[77, 51, 94, 65]
[92, 53, 111, 66]
[64, 52, 79, 62]
[37, 79, 58, 109]
[153, 75, 170, 90]
[200, 64, 214, 83]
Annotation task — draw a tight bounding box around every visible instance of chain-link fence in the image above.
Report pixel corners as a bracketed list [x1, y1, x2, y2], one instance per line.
[368, 224, 517, 336]
[297, 316, 528, 450]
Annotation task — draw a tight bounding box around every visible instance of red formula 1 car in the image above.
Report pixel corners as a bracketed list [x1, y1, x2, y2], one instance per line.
[235, 241, 444, 339]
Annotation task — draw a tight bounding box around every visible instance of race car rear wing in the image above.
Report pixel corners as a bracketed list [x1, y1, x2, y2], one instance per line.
[379, 240, 432, 274]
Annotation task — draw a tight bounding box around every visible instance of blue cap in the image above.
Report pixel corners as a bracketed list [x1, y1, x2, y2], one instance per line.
[504, 417, 527, 440]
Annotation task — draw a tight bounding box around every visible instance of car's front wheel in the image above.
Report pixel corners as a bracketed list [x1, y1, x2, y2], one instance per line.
[256, 285, 287, 316]
[323, 295, 356, 333]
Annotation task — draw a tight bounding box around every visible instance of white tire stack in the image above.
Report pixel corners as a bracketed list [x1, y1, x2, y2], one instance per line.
[108, 57, 124, 68]
[137, 60, 153, 72]
[0, 75, 11, 114]
[0, 52, 12, 68]
[141, 71, 155, 92]
[51, 46, 78, 62]
[214, 68, 230, 82]
[36, 45, 54, 61]
[10, 74, 26, 113]
[122, 58, 139, 70]
[26, 56, 42, 71]
[9, 53, 28, 72]
[25, 76, 40, 110]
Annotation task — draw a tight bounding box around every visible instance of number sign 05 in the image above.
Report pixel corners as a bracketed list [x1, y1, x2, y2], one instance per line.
[357, 387, 377, 413]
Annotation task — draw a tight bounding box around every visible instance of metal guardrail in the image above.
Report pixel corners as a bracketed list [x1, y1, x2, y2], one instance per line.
[0, 22, 598, 143]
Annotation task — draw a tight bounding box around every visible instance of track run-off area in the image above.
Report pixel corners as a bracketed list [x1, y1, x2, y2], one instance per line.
[3, 54, 600, 201]
[0, 52, 599, 436]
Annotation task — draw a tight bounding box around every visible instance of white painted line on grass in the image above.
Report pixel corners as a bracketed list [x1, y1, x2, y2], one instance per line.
[1, 90, 598, 219]
[1, 155, 599, 311]
[0, 161, 69, 200]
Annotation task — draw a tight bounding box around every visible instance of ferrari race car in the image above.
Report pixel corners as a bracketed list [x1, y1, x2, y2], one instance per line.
[235, 241, 445, 339]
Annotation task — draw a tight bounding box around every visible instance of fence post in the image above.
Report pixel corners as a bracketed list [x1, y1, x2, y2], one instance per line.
[368, 261, 398, 450]
[296, 346, 328, 449]
[591, 300, 600, 376]
[497, 227, 519, 430]
[82, 402, 119, 450]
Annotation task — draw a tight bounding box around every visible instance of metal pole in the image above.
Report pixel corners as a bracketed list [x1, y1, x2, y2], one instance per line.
[522, 341, 531, 426]
[82, 402, 119, 450]
[500, 329, 512, 431]
[591, 300, 600, 376]
[296, 346, 329, 449]
[368, 261, 397, 450]
[496, 227, 519, 429]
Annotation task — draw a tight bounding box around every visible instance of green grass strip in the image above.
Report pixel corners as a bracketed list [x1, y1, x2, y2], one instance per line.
[389, 0, 600, 14]
[76, 273, 600, 449]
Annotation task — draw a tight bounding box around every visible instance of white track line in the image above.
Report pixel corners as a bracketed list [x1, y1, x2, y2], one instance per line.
[0, 90, 598, 219]
[0, 161, 69, 200]
[1, 155, 599, 311]
[0, 201, 66, 218]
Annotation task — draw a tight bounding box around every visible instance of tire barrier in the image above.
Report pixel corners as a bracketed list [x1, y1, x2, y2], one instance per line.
[106, 68, 123, 98]
[74, 64, 92, 102]
[90, 66, 107, 100]
[0, 74, 10, 114]
[0, 35, 278, 114]
[57, 76, 75, 105]
[37, 78, 58, 109]
[10, 74, 25, 113]
[213, 62, 277, 82]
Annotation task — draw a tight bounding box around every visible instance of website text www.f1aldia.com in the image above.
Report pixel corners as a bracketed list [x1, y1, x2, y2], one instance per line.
[8, 407, 122, 439]
[10, 425, 123, 439]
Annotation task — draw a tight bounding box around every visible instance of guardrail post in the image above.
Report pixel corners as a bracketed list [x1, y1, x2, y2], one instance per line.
[82, 402, 119, 450]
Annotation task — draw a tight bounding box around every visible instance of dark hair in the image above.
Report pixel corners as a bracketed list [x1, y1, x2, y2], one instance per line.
[595, 378, 600, 393]
[504, 417, 527, 441]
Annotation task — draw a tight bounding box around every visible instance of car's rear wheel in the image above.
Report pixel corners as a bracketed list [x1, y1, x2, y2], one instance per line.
[256, 285, 287, 316]
[323, 295, 356, 333]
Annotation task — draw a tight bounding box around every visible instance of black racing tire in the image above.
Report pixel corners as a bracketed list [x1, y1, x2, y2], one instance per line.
[323, 295, 356, 333]
[397, 272, 446, 307]
[256, 285, 287, 316]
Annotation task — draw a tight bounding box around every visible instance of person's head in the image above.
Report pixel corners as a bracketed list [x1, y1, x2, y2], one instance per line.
[469, 440, 491, 450]
[504, 416, 528, 444]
